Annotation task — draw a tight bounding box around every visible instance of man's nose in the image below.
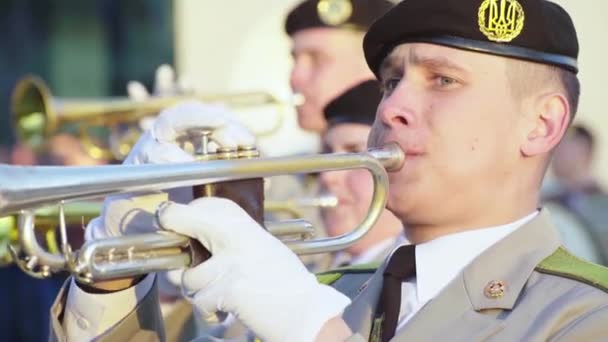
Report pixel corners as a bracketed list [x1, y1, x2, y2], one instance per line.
[289, 61, 310, 91]
[376, 82, 416, 129]
[319, 170, 345, 190]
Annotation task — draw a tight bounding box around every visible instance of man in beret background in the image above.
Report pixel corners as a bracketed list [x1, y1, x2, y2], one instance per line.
[49, 0, 608, 341]
[285, 0, 394, 133]
[321, 80, 406, 269]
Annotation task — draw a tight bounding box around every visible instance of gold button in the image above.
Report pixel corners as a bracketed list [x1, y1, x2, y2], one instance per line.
[484, 280, 507, 299]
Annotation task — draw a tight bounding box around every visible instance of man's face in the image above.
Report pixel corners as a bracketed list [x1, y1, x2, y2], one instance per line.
[289, 28, 372, 133]
[369, 43, 526, 226]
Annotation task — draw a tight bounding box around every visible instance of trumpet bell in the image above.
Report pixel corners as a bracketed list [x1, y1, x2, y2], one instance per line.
[11, 75, 298, 160]
[12, 76, 52, 152]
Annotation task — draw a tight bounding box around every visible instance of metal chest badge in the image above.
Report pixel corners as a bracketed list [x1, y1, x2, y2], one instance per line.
[478, 0, 525, 43]
[317, 0, 353, 26]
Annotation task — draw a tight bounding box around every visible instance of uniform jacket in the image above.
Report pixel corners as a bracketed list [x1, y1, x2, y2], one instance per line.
[49, 209, 608, 341]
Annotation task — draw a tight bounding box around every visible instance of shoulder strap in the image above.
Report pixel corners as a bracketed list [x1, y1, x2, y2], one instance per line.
[536, 246, 608, 293]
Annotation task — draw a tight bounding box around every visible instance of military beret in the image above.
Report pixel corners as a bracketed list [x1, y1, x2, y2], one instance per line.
[363, 0, 579, 76]
[285, 0, 394, 36]
[324, 80, 382, 127]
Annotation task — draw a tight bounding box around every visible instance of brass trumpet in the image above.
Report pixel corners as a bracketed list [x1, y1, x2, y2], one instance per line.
[0, 195, 334, 266]
[11, 75, 296, 160]
[0, 201, 100, 266]
[0, 143, 403, 283]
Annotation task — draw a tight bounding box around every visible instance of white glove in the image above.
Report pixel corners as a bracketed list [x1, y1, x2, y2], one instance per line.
[85, 100, 256, 242]
[127, 64, 196, 100]
[123, 64, 197, 144]
[157, 197, 350, 342]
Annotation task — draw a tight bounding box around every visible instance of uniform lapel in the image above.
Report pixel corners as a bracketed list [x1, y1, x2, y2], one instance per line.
[391, 208, 562, 341]
[342, 260, 387, 338]
[390, 272, 495, 341]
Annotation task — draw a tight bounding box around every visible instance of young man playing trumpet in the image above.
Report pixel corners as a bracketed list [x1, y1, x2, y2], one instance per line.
[50, 0, 608, 341]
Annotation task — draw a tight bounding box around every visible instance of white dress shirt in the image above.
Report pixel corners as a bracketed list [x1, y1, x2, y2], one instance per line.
[331, 234, 408, 268]
[395, 211, 539, 331]
[352, 235, 409, 265]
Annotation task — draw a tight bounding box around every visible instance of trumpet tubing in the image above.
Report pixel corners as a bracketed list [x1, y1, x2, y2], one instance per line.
[264, 193, 338, 219]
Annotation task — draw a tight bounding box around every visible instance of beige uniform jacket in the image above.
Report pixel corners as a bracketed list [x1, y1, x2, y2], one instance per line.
[345, 209, 608, 341]
[50, 209, 608, 341]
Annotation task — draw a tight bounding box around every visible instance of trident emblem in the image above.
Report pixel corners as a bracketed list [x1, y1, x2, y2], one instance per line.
[317, 0, 353, 26]
[478, 0, 525, 43]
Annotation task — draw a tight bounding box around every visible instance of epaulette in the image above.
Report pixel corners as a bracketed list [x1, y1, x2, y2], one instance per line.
[316, 263, 379, 286]
[536, 247, 608, 293]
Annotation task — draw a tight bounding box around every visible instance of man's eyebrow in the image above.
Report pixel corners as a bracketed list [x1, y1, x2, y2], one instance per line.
[379, 54, 403, 79]
[409, 48, 469, 73]
[379, 47, 471, 79]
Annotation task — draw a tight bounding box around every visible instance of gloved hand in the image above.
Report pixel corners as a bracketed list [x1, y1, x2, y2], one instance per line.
[157, 197, 351, 342]
[85, 100, 256, 242]
[127, 64, 196, 101]
[121, 64, 197, 146]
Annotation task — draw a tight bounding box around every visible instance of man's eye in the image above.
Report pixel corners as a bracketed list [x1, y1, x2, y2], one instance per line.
[435, 76, 458, 87]
[382, 78, 400, 94]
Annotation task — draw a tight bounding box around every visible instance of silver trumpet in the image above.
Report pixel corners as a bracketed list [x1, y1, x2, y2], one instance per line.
[0, 143, 403, 283]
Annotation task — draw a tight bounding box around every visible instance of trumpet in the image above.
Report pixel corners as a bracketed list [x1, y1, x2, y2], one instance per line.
[0, 201, 100, 266]
[0, 143, 404, 283]
[11, 75, 298, 160]
[0, 194, 334, 266]
[265, 193, 338, 219]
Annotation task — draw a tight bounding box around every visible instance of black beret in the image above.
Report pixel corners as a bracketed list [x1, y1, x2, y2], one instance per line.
[324, 80, 382, 126]
[363, 0, 579, 76]
[285, 0, 394, 36]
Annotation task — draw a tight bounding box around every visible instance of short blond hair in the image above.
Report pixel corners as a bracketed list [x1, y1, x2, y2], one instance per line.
[506, 60, 580, 123]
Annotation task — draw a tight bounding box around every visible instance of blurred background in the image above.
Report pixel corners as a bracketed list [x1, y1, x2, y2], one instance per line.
[0, 0, 606, 341]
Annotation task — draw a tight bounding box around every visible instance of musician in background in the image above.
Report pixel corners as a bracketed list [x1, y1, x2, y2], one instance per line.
[275, 0, 396, 270]
[286, 0, 394, 134]
[321, 80, 405, 268]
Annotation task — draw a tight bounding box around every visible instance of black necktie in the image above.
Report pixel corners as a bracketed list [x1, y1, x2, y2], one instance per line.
[372, 245, 416, 342]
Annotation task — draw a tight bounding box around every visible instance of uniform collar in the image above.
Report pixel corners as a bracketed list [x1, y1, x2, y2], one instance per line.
[352, 234, 407, 265]
[415, 211, 538, 304]
[342, 208, 562, 338]
[461, 208, 561, 310]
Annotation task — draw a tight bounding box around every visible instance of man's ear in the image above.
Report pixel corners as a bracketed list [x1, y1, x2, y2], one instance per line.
[521, 92, 570, 157]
